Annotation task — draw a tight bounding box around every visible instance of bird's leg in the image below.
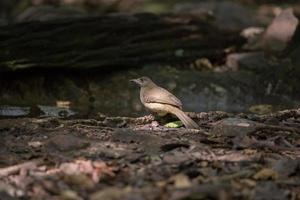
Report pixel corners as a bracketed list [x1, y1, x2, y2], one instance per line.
[153, 112, 178, 126]
[148, 112, 166, 127]
[156, 112, 168, 122]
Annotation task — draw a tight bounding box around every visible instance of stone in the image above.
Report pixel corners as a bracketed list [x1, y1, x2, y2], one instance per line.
[262, 8, 299, 53]
[46, 134, 90, 152]
[211, 118, 257, 137]
[226, 52, 269, 71]
[173, 1, 256, 31]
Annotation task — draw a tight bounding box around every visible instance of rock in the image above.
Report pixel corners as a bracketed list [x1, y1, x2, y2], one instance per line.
[211, 118, 257, 137]
[252, 182, 288, 200]
[163, 151, 190, 165]
[225, 52, 269, 71]
[173, 1, 256, 31]
[272, 158, 300, 178]
[46, 134, 90, 152]
[0, 106, 30, 117]
[38, 105, 76, 118]
[241, 27, 265, 50]
[262, 8, 299, 53]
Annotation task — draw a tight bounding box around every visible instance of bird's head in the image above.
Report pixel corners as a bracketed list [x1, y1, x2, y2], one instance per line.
[130, 76, 154, 87]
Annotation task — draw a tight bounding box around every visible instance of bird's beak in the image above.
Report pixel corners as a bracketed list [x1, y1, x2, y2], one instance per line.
[130, 79, 141, 85]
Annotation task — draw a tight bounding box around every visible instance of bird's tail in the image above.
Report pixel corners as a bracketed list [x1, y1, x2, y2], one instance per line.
[164, 105, 199, 129]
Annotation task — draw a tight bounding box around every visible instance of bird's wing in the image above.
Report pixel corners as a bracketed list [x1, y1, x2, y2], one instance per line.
[143, 86, 183, 108]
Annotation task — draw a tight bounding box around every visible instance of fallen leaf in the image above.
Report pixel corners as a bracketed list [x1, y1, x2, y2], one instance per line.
[60, 160, 115, 183]
[28, 141, 43, 148]
[249, 104, 273, 114]
[59, 190, 83, 200]
[254, 168, 278, 180]
[243, 149, 257, 155]
[169, 174, 191, 189]
[90, 187, 132, 200]
[165, 121, 183, 128]
[63, 174, 94, 190]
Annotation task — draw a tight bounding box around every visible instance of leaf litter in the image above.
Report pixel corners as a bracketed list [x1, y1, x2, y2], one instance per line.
[0, 109, 299, 199]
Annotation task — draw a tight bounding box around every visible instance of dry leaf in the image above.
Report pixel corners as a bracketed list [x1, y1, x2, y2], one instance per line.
[169, 174, 191, 189]
[254, 168, 278, 180]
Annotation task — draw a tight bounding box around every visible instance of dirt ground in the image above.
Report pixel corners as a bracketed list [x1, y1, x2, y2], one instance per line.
[0, 109, 299, 200]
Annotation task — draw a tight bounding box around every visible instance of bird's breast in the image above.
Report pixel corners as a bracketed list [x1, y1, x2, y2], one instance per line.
[143, 102, 168, 116]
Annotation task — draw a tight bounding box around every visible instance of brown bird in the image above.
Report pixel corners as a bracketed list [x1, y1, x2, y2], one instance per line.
[130, 76, 199, 129]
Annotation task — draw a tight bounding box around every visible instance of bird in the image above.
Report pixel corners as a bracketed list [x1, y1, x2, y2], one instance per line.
[130, 76, 199, 129]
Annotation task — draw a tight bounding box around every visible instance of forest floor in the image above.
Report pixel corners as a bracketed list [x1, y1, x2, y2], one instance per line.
[0, 109, 299, 200]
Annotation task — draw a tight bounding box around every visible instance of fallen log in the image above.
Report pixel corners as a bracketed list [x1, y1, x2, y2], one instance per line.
[0, 13, 244, 71]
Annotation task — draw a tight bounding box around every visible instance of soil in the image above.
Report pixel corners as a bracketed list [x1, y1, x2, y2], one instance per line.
[0, 110, 299, 200]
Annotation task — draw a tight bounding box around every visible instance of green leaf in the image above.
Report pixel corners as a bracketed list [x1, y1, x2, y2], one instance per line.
[164, 120, 183, 128]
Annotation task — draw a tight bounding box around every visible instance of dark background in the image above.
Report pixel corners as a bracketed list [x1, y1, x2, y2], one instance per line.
[0, 0, 300, 117]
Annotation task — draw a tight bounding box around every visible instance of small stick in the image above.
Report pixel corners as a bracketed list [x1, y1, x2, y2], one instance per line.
[0, 160, 42, 178]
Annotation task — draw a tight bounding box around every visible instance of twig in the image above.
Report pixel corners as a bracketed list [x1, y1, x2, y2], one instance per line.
[0, 160, 42, 178]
